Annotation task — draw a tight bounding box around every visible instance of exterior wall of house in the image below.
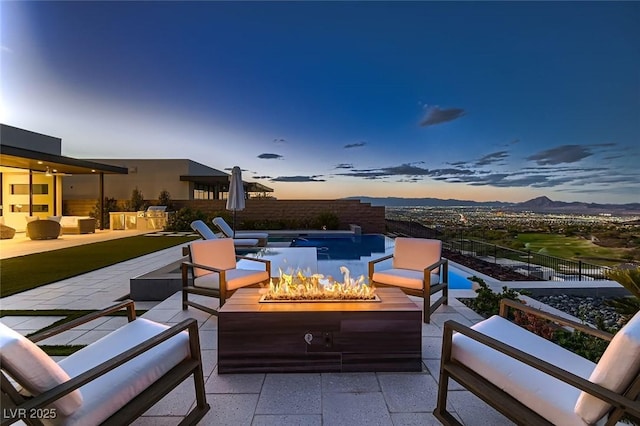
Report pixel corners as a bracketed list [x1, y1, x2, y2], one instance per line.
[63, 159, 196, 200]
[0, 125, 62, 155]
[0, 125, 63, 230]
[1, 171, 57, 231]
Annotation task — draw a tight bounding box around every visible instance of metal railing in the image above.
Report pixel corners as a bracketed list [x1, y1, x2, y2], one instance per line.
[385, 219, 609, 281]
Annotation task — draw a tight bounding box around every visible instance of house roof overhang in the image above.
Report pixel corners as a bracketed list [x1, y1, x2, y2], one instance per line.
[0, 145, 128, 175]
[180, 175, 273, 192]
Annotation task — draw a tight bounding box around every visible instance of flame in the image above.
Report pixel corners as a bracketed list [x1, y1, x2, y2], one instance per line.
[262, 266, 376, 301]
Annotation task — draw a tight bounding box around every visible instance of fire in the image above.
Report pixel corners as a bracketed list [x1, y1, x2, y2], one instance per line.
[261, 266, 377, 301]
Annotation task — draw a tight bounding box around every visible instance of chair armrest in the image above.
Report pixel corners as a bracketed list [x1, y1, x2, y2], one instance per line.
[236, 256, 270, 265]
[498, 299, 613, 341]
[14, 319, 201, 414]
[442, 320, 640, 418]
[368, 253, 393, 266]
[423, 258, 448, 273]
[235, 257, 271, 276]
[29, 300, 137, 343]
[181, 261, 225, 274]
[368, 254, 394, 278]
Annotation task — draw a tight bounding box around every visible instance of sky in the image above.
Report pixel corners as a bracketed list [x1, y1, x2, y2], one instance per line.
[1, 1, 639, 204]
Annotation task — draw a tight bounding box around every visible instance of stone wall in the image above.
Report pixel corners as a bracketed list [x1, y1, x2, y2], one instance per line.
[64, 199, 386, 233]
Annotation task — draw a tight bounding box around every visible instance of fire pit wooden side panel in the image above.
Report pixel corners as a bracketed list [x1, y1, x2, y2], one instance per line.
[218, 288, 422, 373]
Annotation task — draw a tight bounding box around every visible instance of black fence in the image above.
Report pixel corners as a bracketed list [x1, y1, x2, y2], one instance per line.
[385, 219, 609, 281]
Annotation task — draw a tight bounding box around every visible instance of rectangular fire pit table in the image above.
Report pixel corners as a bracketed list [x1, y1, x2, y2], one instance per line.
[218, 287, 422, 373]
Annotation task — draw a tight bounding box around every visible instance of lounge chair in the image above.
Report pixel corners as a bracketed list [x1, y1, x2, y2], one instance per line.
[190, 220, 259, 247]
[434, 298, 640, 425]
[1, 300, 209, 425]
[212, 217, 268, 246]
[368, 237, 448, 323]
[182, 238, 271, 315]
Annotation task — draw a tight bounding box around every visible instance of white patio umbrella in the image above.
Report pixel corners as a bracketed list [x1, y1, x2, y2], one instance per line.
[226, 166, 246, 237]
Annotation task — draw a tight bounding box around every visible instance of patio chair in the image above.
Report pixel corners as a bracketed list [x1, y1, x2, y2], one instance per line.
[368, 237, 448, 323]
[434, 298, 640, 425]
[26, 219, 61, 240]
[182, 238, 271, 315]
[190, 220, 260, 248]
[0, 300, 210, 426]
[212, 217, 268, 246]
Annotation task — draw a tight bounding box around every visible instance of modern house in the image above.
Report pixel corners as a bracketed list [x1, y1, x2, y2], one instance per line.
[0, 124, 128, 231]
[0, 125, 274, 232]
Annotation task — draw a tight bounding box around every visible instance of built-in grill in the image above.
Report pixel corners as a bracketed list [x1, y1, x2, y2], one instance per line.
[145, 206, 167, 218]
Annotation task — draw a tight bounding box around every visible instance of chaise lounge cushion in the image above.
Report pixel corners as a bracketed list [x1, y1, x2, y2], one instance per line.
[451, 315, 598, 426]
[54, 318, 190, 426]
[574, 311, 640, 423]
[0, 323, 83, 416]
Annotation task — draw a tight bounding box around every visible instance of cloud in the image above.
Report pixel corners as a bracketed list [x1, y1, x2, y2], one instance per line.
[344, 142, 366, 149]
[336, 163, 475, 180]
[474, 151, 509, 167]
[258, 153, 284, 160]
[0, 45, 12, 53]
[271, 175, 326, 182]
[526, 145, 592, 165]
[420, 106, 465, 127]
[334, 163, 354, 169]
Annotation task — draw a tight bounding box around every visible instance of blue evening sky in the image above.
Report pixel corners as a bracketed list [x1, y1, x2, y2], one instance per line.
[2, 1, 639, 204]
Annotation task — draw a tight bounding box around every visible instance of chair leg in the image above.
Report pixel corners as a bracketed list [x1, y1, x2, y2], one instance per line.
[423, 295, 430, 324]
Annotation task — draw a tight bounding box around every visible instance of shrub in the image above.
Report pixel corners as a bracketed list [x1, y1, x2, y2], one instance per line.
[312, 212, 340, 230]
[158, 190, 173, 211]
[91, 197, 120, 229]
[125, 187, 146, 212]
[165, 207, 208, 231]
[466, 276, 527, 318]
[605, 267, 640, 322]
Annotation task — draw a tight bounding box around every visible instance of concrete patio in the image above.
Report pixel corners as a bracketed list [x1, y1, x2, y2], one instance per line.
[1, 232, 516, 425]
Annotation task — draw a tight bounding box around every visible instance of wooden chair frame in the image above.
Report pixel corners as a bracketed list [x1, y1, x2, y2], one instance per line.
[1, 300, 210, 426]
[182, 252, 271, 316]
[434, 298, 640, 426]
[368, 253, 448, 323]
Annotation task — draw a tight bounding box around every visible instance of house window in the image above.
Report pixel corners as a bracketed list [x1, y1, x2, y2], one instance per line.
[11, 184, 49, 195]
[194, 184, 215, 200]
[10, 204, 49, 212]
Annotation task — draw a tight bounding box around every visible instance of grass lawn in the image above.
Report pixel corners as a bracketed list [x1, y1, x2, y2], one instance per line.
[0, 235, 197, 297]
[516, 233, 626, 266]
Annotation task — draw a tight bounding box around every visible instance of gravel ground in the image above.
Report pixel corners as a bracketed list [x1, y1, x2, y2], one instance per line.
[530, 294, 624, 329]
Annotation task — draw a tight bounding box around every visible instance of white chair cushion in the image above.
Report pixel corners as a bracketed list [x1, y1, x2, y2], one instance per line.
[452, 315, 597, 426]
[0, 323, 83, 416]
[232, 238, 260, 247]
[235, 231, 269, 240]
[213, 217, 268, 240]
[372, 268, 440, 290]
[575, 310, 640, 424]
[54, 318, 190, 426]
[392, 238, 442, 273]
[194, 269, 269, 291]
[190, 238, 237, 277]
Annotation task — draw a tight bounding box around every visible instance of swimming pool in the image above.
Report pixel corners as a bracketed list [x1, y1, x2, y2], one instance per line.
[260, 233, 472, 289]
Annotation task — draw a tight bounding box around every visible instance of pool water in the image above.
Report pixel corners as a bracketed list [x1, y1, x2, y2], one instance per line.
[271, 233, 472, 289]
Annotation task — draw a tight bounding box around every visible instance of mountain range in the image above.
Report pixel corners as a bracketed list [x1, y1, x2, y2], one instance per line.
[345, 196, 640, 215]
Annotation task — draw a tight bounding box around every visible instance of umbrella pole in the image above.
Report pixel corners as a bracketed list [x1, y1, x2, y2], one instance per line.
[233, 210, 236, 238]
